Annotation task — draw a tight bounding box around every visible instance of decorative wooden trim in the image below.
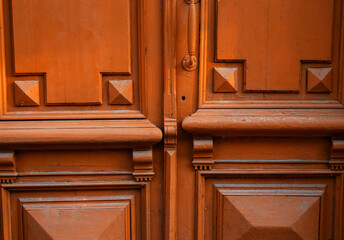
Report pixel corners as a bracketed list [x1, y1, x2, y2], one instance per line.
[0, 181, 151, 240]
[0, 119, 162, 148]
[183, 109, 344, 137]
[132, 148, 154, 182]
[214, 184, 327, 240]
[163, 0, 178, 237]
[164, 148, 177, 240]
[193, 137, 213, 170]
[330, 137, 344, 170]
[163, 120, 177, 240]
[164, 119, 177, 146]
[0, 0, 6, 118]
[339, 0, 344, 104]
[200, 100, 344, 109]
[0, 151, 15, 183]
[195, 170, 342, 240]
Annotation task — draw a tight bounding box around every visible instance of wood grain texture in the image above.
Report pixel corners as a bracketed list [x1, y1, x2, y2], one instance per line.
[0, 0, 151, 121]
[183, 109, 344, 136]
[217, 0, 333, 92]
[164, 0, 178, 238]
[197, 0, 343, 106]
[0, 119, 162, 148]
[11, 0, 131, 105]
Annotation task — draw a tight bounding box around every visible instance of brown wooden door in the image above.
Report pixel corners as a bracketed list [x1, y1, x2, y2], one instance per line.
[1, 0, 344, 240]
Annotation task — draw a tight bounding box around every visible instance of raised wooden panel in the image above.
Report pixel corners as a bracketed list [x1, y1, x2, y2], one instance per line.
[21, 197, 133, 239]
[216, 0, 333, 92]
[11, 0, 131, 105]
[194, 173, 342, 240]
[0, 0, 151, 120]
[216, 187, 322, 240]
[1, 181, 150, 240]
[196, 0, 343, 108]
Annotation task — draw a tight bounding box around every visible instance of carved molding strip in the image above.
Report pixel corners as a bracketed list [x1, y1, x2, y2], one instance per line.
[193, 137, 213, 170]
[132, 148, 154, 182]
[330, 137, 344, 170]
[182, 109, 344, 137]
[0, 151, 16, 183]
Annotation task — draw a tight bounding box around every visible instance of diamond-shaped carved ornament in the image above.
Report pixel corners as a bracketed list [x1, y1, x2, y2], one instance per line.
[214, 67, 238, 93]
[14, 80, 40, 106]
[108, 80, 133, 105]
[307, 67, 332, 93]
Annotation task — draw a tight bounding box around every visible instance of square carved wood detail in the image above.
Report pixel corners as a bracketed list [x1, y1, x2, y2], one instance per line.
[109, 80, 133, 105]
[307, 67, 332, 93]
[13, 80, 40, 107]
[213, 67, 238, 93]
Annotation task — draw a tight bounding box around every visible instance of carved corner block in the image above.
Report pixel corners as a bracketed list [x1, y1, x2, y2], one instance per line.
[193, 137, 213, 170]
[164, 118, 177, 146]
[133, 148, 154, 182]
[213, 67, 238, 93]
[109, 79, 133, 105]
[0, 151, 16, 183]
[307, 67, 332, 93]
[14, 80, 40, 106]
[330, 138, 344, 170]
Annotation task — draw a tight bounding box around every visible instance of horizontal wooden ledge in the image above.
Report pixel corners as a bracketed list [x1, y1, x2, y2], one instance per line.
[182, 109, 344, 136]
[0, 119, 162, 148]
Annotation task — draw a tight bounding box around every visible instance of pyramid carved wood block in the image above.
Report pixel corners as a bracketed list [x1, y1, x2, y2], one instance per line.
[109, 80, 133, 105]
[307, 67, 332, 93]
[221, 195, 320, 240]
[14, 80, 40, 106]
[214, 67, 238, 93]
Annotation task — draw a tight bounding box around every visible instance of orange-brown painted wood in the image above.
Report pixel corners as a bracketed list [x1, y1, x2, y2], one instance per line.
[1, 0, 344, 239]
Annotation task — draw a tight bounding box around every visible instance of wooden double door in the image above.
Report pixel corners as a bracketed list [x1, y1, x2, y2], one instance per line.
[0, 0, 344, 239]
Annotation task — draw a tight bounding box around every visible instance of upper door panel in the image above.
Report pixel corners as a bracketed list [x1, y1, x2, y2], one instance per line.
[199, 0, 343, 108]
[12, 0, 131, 105]
[217, 0, 333, 92]
[0, 0, 152, 120]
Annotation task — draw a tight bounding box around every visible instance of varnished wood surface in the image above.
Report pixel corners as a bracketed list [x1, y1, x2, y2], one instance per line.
[0, 0, 344, 239]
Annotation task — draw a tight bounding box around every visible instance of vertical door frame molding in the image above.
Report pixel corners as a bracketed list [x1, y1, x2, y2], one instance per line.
[163, 0, 178, 238]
